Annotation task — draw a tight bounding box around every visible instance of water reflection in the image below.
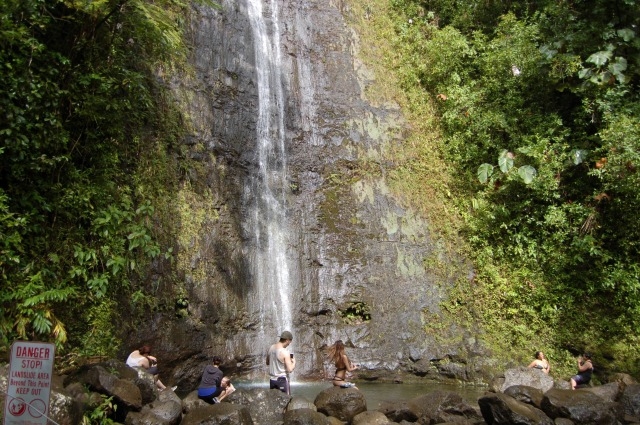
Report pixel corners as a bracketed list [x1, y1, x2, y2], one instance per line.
[234, 380, 486, 410]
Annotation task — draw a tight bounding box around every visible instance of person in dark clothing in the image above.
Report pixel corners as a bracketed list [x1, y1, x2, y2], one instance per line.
[197, 356, 235, 403]
[571, 352, 594, 389]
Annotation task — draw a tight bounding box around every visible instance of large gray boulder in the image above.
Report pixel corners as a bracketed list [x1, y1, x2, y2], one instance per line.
[283, 408, 331, 425]
[503, 385, 544, 408]
[181, 402, 254, 425]
[582, 382, 624, 402]
[478, 392, 553, 425]
[406, 390, 482, 424]
[314, 387, 367, 423]
[541, 388, 623, 425]
[125, 389, 182, 425]
[500, 367, 554, 393]
[226, 388, 291, 425]
[47, 389, 86, 425]
[63, 363, 143, 410]
[620, 383, 640, 417]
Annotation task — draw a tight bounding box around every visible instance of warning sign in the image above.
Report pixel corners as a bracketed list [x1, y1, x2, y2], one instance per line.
[3, 341, 55, 425]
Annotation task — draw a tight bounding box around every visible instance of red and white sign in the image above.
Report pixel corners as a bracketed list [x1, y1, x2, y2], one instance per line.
[3, 341, 55, 425]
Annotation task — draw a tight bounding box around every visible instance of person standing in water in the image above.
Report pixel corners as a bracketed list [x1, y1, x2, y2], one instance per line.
[266, 330, 296, 395]
[326, 340, 358, 388]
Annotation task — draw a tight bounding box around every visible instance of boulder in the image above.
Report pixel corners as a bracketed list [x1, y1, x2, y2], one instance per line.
[181, 402, 254, 425]
[500, 367, 554, 393]
[406, 390, 482, 424]
[63, 364, 143, 410]
[125, 389, 182, 425]
[478, 392, 553, 425]
[287, 395, 317, 412]
[314, 387, 367, 423]
[553, 418, 574, 425]
[226, 388, 291, 425]
[541, 388, 623, 425]
[581, 382, 623, 402]
[47, 390, 86, 425]
[352, 410, 391, 424]
[283, 408, 331, 425]
[377, 400, 418, 422]
[620, 383, 640, 417]
[607, 373, 637, 386]
[181, 391, 213, 414]
[504, 385, 544, 408]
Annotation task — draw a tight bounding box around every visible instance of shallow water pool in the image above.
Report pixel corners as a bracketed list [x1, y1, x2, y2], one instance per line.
[234, 380, 487, 410]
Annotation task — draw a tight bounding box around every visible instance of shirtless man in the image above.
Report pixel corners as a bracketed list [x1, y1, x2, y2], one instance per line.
[266, 330, 296, 395]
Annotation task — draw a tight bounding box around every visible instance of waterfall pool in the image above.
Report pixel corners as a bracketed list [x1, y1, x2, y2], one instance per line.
[233, 380, 487, 410]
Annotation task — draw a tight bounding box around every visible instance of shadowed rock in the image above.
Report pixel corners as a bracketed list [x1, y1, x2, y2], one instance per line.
[406, 390, 482, 424]
[478, 392, 553, 425]
[287, 395, 317, 412]
[541, 388, 623, 425]
[504, 385, 544, 408]
[283, 408, 331, 425]
[377, 400, 418, 422]
[620, 383, 640, 417]
[125, 388, 182, 425]
[352, 410, 391, 424]
[314, 386, 367, 423]
[181, 402, 253, 425]
[226, 388, 291, 425]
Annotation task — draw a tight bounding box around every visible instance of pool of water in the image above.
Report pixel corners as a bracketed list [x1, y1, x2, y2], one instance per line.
[234, 380, 487, 410]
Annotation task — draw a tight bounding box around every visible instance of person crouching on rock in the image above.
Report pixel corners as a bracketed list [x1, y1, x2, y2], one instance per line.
[326, 340, 358, 389]
[197, 356, 235, 404]
[571, 352, 594, 389]
[527, 351, 550, 374]
[126, 345, 176, 392]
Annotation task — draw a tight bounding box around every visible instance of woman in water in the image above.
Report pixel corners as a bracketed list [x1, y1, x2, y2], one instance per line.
[527, 351, 550, 374]
[326, 340, 359, 388]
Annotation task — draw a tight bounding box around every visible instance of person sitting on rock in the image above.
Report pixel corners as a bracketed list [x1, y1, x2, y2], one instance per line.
[570, 352, 594, 389]
[326, 340, 358, 389]
[527, 351, 550, 374]
[197, 356, 235, 404]
[126, 345, 176, 392]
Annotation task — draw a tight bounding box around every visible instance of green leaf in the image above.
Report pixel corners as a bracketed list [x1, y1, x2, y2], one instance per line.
[586, 50, 612, 67]
[477, 163, 494, 184]
[617, 28, 635, 42]
[570, 149, 588, 165]
[498, 150, 514, 173]
[518, 165, 537, 184]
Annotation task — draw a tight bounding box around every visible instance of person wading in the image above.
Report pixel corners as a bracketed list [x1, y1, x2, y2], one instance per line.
[266, 330, 296, 395]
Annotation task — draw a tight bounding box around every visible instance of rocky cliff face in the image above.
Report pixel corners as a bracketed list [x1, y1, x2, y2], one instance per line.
[128, 0, 488, 389]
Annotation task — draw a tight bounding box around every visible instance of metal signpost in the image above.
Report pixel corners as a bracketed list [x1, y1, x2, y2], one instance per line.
[3, 341, 55, 425]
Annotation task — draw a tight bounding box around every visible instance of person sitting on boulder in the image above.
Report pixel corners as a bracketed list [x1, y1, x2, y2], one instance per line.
[570, 352, 594, 389]
[197, 356, 235, 404]
[126, 345, 176, 391]
[326, 340, 358, 388]
[527, 351, 550, 374]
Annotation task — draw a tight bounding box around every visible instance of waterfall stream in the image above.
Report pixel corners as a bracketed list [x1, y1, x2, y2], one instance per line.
[244, 0, 293, 341]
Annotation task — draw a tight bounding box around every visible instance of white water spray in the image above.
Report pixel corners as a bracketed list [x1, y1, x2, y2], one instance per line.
[245, 0, 292, 337]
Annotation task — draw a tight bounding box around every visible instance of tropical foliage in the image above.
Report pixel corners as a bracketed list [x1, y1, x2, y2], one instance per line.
[0, 0, 186, 355]
[383, 0, 640, 370]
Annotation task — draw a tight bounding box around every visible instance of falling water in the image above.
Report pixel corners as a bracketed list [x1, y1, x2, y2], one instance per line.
[244, 0, 293, 338]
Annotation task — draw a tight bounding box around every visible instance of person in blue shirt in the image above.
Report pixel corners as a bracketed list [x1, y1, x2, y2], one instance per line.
[197, 356, 235, 403]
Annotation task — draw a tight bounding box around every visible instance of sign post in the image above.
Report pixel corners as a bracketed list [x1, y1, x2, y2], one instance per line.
[3, 341, 55, 425]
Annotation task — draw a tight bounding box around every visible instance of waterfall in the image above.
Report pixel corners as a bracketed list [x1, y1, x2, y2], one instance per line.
[244, 0, 293, 339]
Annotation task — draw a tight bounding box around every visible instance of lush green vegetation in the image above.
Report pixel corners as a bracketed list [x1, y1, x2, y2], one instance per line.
[350, 0, 640, 376]
[0, 0, 188, 360]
